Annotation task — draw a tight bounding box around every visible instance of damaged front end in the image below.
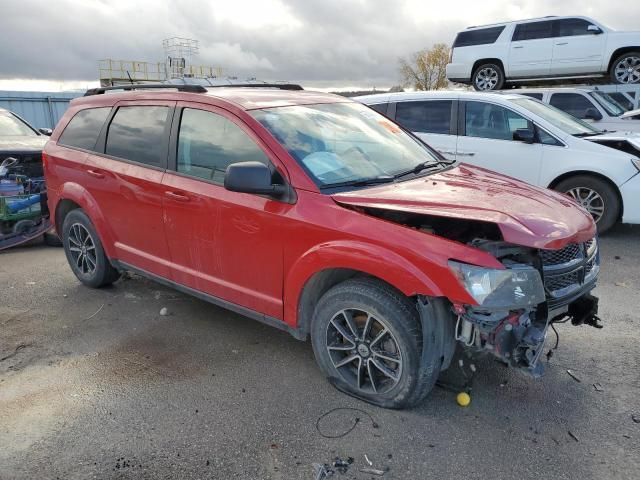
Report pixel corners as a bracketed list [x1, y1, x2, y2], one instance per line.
[450, 238, 601, 377]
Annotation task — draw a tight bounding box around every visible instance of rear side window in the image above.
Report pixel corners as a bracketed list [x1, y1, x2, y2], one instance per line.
[512, 21, 554, 41]
[549, 93, 594, 119]
[520, 93, 544, 101]
[177, 108, 269, 184]
[554, 18, 593, 37]
[105, 106, 169, 166]
[395, 101, 452, 134]
[453, 26, 505, 47]
[58, 107, 111, 151]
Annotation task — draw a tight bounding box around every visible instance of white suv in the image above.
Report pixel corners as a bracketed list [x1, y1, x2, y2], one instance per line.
[356, 91, 640, 233]
[516, 87, 640, 132]
[447, 16, 640, 90]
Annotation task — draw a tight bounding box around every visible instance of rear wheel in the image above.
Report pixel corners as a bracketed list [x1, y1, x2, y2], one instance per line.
[610, 51, 640, 84]
[472, 63, 505, 91]
[555, 175, 620, 234]
[311, 278, 441, 409]
[61, 209, 120, 287]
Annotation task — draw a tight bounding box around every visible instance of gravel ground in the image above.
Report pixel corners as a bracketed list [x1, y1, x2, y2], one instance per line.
[1, 225, 639, 480]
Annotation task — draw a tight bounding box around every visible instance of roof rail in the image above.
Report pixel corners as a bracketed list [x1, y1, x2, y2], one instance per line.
[467, 15, 557, 29]
[84, 82, 304, 96]
[84, 84, 207, 96]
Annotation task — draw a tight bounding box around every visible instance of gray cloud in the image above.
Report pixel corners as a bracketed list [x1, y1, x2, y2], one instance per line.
[0, 0, 638, 87]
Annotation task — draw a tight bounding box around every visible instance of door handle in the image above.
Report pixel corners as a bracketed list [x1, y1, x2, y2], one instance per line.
[164, 191, 190, 202]
[513, 45, 524, 49]
[457, 152, 476, 157]
[437, 150, 457, 156]
[86, 169, 105, 179]
[556, 42, 568, 45]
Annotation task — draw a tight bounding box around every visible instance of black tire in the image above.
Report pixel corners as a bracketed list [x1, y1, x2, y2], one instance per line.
[61, 209, 120, 287]
[554, 175, 620, 234]
[43, 229, 63, 247]
[610, 51, 640, 84]
[472, 63, 505, 91]
[311, 278, 442, 409]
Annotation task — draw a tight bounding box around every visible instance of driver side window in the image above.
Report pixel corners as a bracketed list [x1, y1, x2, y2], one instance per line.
[464, 101, 531, 141]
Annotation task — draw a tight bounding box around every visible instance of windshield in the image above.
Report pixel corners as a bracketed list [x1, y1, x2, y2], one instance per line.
[251, 102, 442, 188]
[590, 91, 625, 117]
[510, 97, 601, 136]
[0, 112, 37, 136]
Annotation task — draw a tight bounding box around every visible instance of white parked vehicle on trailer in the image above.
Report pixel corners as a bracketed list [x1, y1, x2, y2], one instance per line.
[356, 91, 640, 233]
[516, 87, 640, 132]
[447, 16, 640, 91]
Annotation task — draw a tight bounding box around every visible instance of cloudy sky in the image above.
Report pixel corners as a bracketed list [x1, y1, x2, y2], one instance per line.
[0, 0, 638, 91]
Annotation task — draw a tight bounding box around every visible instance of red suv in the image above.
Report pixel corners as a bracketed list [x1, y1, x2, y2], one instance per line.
[44, 84, 601, 408]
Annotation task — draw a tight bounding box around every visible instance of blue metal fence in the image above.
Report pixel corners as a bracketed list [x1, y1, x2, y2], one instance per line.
[0, 90, 83, 129]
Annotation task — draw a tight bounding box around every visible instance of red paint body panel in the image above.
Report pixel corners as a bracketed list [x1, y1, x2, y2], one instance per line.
[44, 88, 597, 333]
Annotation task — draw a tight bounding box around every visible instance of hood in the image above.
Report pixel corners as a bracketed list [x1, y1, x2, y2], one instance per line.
[332, 164, 595, 250]
[0, 135, 47, 153]
[621, 108, 640, 120]
[585, 131, 640, 150]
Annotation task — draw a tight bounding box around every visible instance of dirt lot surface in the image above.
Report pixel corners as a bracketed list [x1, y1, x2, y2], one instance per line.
[1, 225, 639, 480]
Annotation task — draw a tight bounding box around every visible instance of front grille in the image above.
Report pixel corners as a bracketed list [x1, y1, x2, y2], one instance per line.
[541, 238, 599, 305]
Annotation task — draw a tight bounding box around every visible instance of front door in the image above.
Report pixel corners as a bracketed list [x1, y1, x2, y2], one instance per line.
[393, 99, 457, 161]
[550, 18, 607, 75]
[84, 101, 174, 278]
[161, 104, 290, 319]
[455, 100, 543, 185]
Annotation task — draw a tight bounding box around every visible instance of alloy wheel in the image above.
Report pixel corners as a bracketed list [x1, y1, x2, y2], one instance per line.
[326, 308, 403, 394]
[68, 223, 97, 275]
[614, 56, 640, 84]
[475, 67, 499, 90]
[566, 187, 605, 223]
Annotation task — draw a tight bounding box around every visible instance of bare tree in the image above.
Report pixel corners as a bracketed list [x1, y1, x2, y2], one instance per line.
[399, 43, 451, 90]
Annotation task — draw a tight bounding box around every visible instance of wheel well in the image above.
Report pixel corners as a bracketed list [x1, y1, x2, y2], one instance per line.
[548, 171, 623, 220]
[608, 47, 640, 72]
[55, 199, 81, 233]
[296, 268, 405, 339]
[471, 58, 505, 80]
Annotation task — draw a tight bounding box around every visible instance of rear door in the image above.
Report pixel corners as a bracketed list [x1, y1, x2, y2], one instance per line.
[508, 20, 554, 78]
[84, 100, 174, 278]
[455, 100, 543, 184]
[161, 103, 290, 318]
[392, 99, 458, 161]
[550, 18, 607, 75]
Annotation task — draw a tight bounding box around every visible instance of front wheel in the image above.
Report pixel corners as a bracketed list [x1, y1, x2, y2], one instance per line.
[311, 278, 441, 409]
[472, 63, 505, 91]
[555, 175, 620, 234]
[610, 51, 640, 84]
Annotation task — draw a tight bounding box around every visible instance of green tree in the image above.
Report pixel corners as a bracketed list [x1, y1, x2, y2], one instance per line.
[399, 43, 451, 90]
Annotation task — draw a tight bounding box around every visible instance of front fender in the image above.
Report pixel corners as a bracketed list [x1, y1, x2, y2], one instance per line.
[56, 182, 117, 258]
[283, 240, 444, 328]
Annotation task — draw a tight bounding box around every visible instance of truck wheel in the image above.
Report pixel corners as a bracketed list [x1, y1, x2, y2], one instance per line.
[555, 175, 620, 234]
[610, 51, 640, 84]
[61, 209, 120, 287]
[472, 63, 505, 91]
[311, 278, 441, 409]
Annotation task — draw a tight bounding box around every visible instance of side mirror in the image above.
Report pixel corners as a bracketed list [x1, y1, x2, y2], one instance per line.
[38, 128, 52, 136]
[513, 128, 536, 144]
[584, 108, 603, 121]
[224, 161, 286, 197]
[587, 25, 602, 34]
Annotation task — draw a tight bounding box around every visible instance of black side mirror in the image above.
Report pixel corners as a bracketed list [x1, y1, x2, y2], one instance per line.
[584, 108, 603, 121]
[513, 128, 535, 144]
[38, 128, 52, 136]
[587, 25, 602, 35]
[224, 161, 286, 197]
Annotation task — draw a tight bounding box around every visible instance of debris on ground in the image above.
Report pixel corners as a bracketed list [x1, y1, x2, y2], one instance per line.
[0, 343, 29, 362]
[315, 407, 379, 439]
[568, 431, 580, 442]
[632, 414, 640, 424]
[456, 392, 471, 406]
[364, 454, 373, 466]
[159, 307, 169, 316]
[593, 383, 604, 392]
[332, 457, 353, 474]
[359, 466, 388, 476]
[84, 304, 104, 320]
[614, 281, 629, 287]
[312, 463, 334, 479]
[566, 370, 581, 383]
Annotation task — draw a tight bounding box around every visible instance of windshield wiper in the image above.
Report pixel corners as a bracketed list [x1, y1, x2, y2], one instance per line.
[319, 175, 395, 190]
[573, 132, 602, 138]
[392, 160, 452, 180]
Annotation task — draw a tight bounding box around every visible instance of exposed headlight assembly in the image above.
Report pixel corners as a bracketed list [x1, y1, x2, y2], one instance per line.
[449, 261, 545, 309]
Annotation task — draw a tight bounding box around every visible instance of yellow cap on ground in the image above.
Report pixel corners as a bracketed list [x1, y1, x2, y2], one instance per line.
[456, 392, 471, 407]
